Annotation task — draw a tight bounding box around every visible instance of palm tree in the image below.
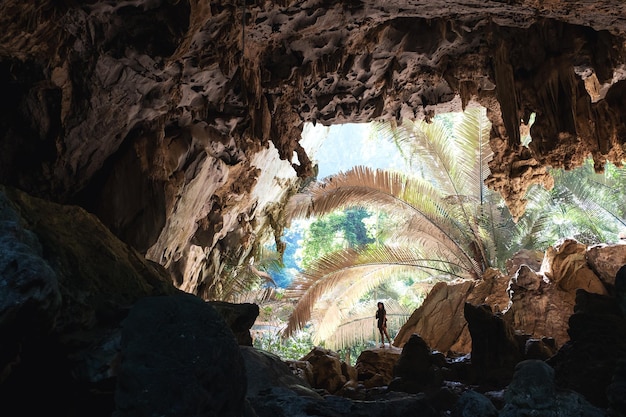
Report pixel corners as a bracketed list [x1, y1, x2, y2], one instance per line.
[515, 158, 626, 247]
[282, 107, 512, 339]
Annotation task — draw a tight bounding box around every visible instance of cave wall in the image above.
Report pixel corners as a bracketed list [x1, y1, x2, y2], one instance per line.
[1, 0, 626, 296]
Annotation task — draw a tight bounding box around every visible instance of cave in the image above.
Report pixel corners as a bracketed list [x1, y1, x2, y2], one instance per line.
[1, 1, 626, 416]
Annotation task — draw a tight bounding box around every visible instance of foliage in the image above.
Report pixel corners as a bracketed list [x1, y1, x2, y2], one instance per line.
[281, 107, 512, 342]
[250, 108, 626, 359]
[253, 328, 316, 361]
[514, 158, 626, 247]
[300, 208, 375, 268]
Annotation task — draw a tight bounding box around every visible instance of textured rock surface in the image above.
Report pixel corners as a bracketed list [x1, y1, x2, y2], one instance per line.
[547, 288, 626, 408]
[354, 345, 402, 387]
[2, 1, 626, 294]
[114, 294, 246, 417]
[0, 185, 177, 416]
[396, 240, 613, 353]
[208, 301, 259, 346]
[586, 243, 626, 286]
[499, 360, 605, 417]
[394, 268, 511, 353]
[298, 346, 348, 394]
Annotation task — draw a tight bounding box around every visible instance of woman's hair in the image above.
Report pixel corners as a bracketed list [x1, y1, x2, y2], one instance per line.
[377, 302, 385, 309]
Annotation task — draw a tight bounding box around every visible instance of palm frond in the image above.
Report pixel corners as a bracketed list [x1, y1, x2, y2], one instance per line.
[284, 166, 483, 275]
[320, 299, 412, 350]
[282, 244, 470, 338]
[284, 166, 410, 221]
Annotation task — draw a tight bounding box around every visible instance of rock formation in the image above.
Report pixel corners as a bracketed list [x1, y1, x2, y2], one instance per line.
[2, 0, 626, 295]
[3, 0, 626, 415]
[394, 239, 616, 355]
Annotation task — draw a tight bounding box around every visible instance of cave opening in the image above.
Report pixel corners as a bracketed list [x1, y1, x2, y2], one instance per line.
[253, 106, 626, 370]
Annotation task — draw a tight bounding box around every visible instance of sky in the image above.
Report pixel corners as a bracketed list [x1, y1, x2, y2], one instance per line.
[301, 122, 408, 179]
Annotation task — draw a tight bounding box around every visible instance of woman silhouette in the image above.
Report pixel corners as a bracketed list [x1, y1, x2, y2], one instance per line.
[376, 302, 392, 348]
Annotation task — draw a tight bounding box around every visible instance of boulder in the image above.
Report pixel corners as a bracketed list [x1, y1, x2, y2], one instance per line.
[240, 346, 319, 399]
[354, 346, 402, 387]
[394, 269, 511, 355]
[114, 294, 246, 417]
[499, 360, 605, 417]
[586, 243, 626, 287]
[394, 280, 476, 354]
[464, 303, 523, 385]
[208, 301, 259, 346]
[451, 390, 498, 417]
[389, 334, 444, 394]
[299, 346, 347, 394]
[0, 186, 176, 416]
[504, 240, 609, 349]
[547, 288, 626, 408]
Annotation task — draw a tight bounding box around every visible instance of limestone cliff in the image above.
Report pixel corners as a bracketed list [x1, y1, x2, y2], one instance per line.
[1, 0, 626, 296]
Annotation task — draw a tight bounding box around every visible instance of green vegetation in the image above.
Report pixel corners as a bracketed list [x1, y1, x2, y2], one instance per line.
[246, 107, 626, 362]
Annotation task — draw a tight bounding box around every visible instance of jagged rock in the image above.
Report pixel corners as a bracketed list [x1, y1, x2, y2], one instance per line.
[395, 269, 510, 354]
[0, 185, 176, 416]
[394, 280, 476, 354]
[240, 346, 319, 400]
[0, 188, 61, 383]
[523, 337, 558, 361]
[499, 360, 605, 417]
[3, 1, 626, 296]
[451, 390, 498, 417]
[542, 239, 608, 295]
[285, 359, 315, 387]
[504, 239, 608, 348]
[114, 294, 246, 417]
[505, 249, 544, 276]
[299, 346, 347, 394]
[354, 346, 402, 388]
[208, 301, 259, 346]
[389, 334, 444, 394]
[547, 288, 626, 408]
[586, 243, 626, 287]
[464, 303, 523, 385]
[398, 240, 612, 359]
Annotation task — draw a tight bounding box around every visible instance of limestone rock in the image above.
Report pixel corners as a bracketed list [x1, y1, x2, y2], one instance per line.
[299, 346, 347, 394]
[464, 303, 523, 384]
[389, 334, 444, 394]
[451, 390, 498, 417]
[504, 239, 608, 348]
[500, 360, 605, 417]
[114, 294, 246, 417]
[586, 243, 626, 287]
[0, 185, 176, 416]
[505, 249, 544, 276]
[354, 346, 402, 387]
[548, 289, 626, 408]
[239, 346, 319, 400]
[3, 1, 626, 296]
[394, 280, 476, 354]
[395, 269, 510, 354]
[208, 301, 259, 346]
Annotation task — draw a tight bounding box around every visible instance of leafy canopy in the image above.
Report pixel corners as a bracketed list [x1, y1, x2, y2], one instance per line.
[282, 107, 512, 340]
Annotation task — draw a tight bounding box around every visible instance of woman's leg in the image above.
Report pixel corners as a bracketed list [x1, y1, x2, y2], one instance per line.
[383, 327, 392, 344]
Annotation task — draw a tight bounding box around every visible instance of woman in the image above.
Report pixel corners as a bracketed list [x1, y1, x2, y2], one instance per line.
[376, 302, 392, 348]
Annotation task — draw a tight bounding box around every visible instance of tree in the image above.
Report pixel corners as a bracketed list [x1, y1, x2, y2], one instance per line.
[300, 207, 375, 268]
[282, 107, 512, 340]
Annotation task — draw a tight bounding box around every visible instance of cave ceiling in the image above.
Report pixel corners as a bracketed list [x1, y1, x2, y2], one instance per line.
[1, 0, 626, 297]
